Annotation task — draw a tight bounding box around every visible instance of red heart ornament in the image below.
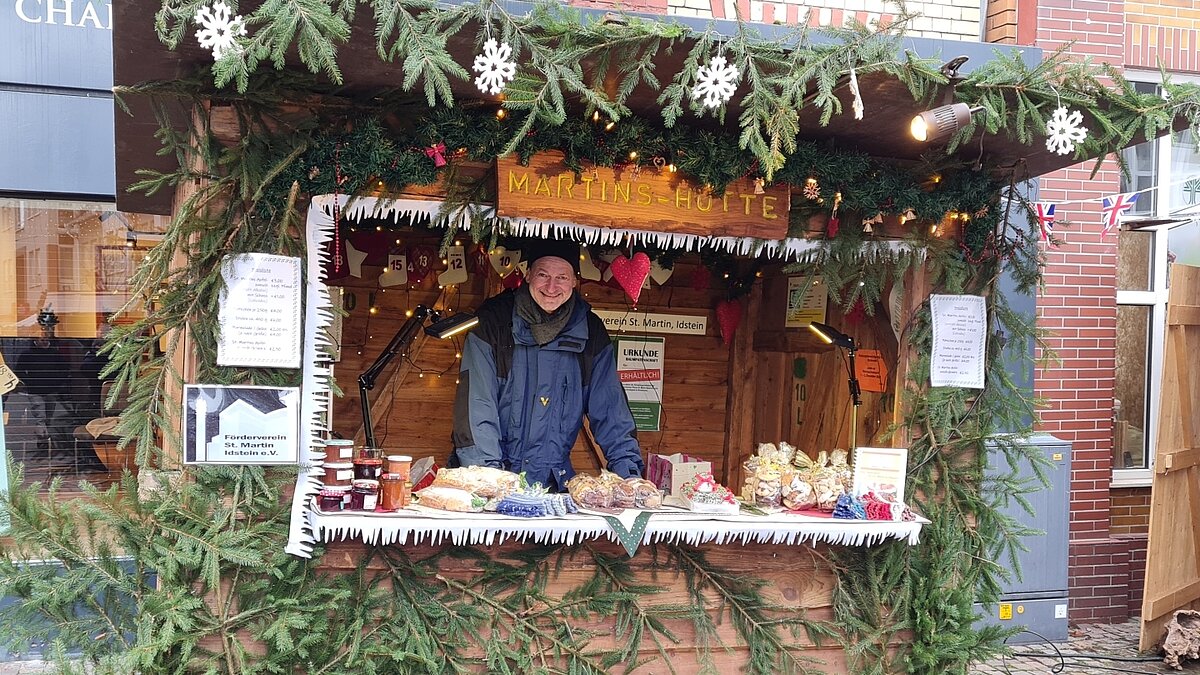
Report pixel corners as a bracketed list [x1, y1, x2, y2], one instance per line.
[609, 252, 651, 305]
[716, 299, 743, 346]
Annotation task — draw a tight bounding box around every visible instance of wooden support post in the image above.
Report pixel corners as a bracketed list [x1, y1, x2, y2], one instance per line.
[724, 280, 762, 488]
[1139, 265, 1200, 650]
[890, 264, 931, 443]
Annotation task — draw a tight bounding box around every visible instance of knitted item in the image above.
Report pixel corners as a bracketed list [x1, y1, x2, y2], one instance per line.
[494, 492, 579, 518]
[862, 493, 897, 521]
[831, 494, 866, 519]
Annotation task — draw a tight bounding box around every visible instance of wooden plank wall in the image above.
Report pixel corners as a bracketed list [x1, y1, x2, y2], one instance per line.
[328, 225, 899, 486]
[320, 540, 855, 672]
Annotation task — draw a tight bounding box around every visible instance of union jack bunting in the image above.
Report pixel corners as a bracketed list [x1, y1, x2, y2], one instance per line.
[1035, 202, 1057, 246]
[1101, 193, 1138, 236]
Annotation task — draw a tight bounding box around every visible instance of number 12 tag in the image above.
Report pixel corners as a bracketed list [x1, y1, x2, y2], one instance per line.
[438, 245, 468, 286]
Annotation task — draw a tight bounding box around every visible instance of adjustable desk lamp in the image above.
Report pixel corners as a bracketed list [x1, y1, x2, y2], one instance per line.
[807, 322, 862, 449]
[357, 305, 478, 449]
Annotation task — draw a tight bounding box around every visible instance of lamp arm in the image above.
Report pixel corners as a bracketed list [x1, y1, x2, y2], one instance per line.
[845, 345, 862, 407]
[358, 304, 438, 448]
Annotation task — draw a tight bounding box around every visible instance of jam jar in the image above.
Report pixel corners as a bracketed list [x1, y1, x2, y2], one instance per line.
[325, 439, 355, 461]
[317, 488, 349, 512]
[380, 473, 404, 511]
[323, 461, 354, 487]
[353, 456, 383, 481]
[349, 479, 380, 511]
[384, 455, 412, 479]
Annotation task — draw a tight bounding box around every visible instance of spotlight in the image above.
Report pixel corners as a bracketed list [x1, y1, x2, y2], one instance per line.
[807, 322, 854, 350]
[910, 103, 983, 144]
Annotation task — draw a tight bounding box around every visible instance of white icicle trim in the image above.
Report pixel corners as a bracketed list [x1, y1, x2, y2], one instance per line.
[307, 509, 925, 551]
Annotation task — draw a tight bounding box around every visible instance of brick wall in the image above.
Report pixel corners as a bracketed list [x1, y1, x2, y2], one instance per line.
[1110, 486, 1151, 535]
[1068, 535, 1148, 622]
[1126, 1, 1200, 72]
[652, 0, 981, 40]
[986, 0, 1018, 41]
[1021, 0, 1131, 624]
[1012, 0, 1200, 625]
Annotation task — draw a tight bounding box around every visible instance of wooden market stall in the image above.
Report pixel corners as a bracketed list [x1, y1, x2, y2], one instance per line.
[87, 0, 1199, 672]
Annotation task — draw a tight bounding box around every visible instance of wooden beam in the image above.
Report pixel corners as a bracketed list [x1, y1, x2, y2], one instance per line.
[1145, 578, 1200, 621]
[723, 281, 762, 488]
[1163, 447, 1200, 473]
[1172, 327, 1196, 445]
[1167, 303, 1200, 327]
[890, 265, 931, 442]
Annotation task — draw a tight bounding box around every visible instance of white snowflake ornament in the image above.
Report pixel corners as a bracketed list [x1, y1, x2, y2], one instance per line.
[194, 1, 246, 61]
[473, 38, 517, 96]
[1045, 106, 1087, 156]
[692, 55, 740, 109]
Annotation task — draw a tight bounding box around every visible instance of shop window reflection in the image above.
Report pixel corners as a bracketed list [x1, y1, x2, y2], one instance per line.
[0, 199, 167, 489]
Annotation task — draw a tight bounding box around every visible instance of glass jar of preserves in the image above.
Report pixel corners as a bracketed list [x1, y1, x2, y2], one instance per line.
[325, 439, 355, 461]
[384, 455, 412, 479]
[349, 480, 380, 511]
[380, 473, 404, 511]
[353, 456, 383, 481]
[323, 462, 354, 487]
[317, 487, 349, 512]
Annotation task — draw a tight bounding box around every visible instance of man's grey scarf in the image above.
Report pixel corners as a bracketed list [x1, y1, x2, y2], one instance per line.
[515, 285, 577, 346]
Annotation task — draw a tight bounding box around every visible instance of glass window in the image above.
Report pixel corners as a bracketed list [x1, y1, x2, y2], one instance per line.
[1113, 305, 1151, 470]
[1169, 130, 1200, 214]
[1121, 138, 1159, 217]
[1169, 219, 1200, 267]
[0, 199, 167, 490]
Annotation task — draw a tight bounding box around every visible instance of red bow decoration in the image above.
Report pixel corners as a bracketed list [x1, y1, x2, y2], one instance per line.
[425, 143, 447, 168]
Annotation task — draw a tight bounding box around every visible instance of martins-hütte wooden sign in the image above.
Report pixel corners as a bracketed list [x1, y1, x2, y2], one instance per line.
[496, 151, 789, 240]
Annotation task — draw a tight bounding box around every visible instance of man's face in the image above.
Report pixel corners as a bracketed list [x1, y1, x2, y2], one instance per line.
[528, 257, 576, 313]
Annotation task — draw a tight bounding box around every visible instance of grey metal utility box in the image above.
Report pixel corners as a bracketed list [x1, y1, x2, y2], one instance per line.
[974, 434, 1071, 644]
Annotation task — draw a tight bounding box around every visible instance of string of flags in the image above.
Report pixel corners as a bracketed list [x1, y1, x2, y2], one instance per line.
[1034, 192, 1139, 246]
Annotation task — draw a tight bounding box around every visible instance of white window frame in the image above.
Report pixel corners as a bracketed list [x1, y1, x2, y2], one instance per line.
[1112, 70, 1200, 487]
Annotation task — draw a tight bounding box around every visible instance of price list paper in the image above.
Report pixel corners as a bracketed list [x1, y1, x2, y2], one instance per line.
[929, 294, 987, 389]
[217, 253, 303, 368]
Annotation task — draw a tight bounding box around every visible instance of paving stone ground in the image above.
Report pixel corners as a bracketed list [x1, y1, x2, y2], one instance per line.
[971, 619, 1200, 675]
[0, 619, 1195, 674]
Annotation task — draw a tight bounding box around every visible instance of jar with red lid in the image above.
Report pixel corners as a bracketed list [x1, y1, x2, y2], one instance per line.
[317, 487, 349, 512]
[323, 462, 354, 487]
[349, 480, 380, 511]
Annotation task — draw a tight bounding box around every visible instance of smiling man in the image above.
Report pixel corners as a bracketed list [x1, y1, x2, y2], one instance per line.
[449, 239, 644, 490]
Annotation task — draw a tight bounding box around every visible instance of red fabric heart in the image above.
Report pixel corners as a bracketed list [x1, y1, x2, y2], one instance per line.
[845, 298, 868, 325]
[716, 299, 743, 346]
[826, 213, 840, 238]
[609, 252, 651, 305]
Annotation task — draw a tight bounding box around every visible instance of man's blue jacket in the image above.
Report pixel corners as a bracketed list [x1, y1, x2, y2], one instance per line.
[450, 290, 644, 491]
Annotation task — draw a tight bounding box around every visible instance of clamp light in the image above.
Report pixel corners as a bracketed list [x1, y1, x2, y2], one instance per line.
[910, 103, 984, 144]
